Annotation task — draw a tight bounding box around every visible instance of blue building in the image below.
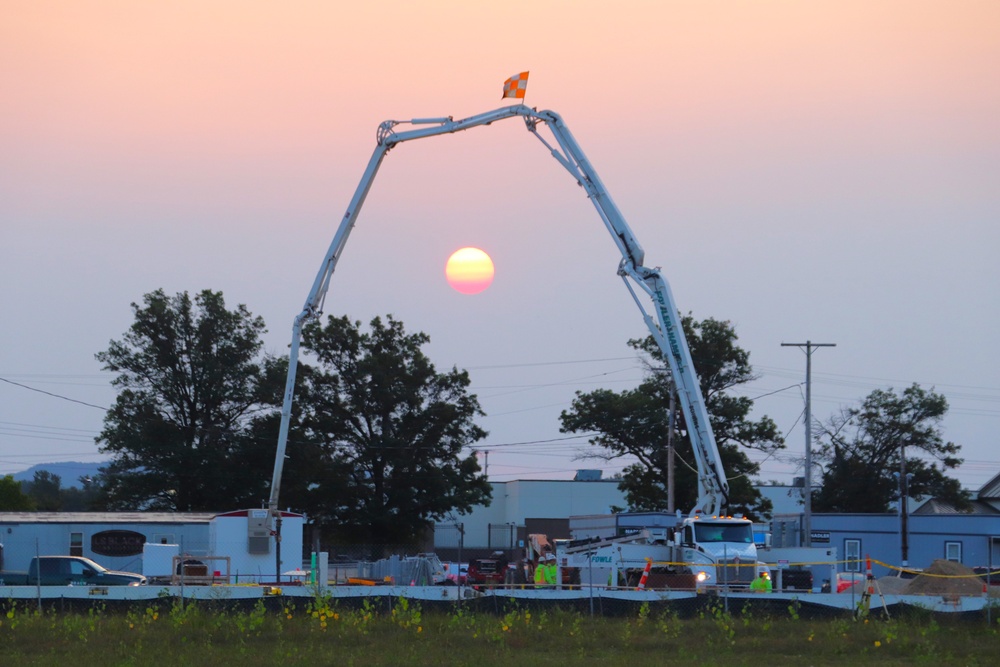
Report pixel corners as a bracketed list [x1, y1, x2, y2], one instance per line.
[772, 471, 1000, 577]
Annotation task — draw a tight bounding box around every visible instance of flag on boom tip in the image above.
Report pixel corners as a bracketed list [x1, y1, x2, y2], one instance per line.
[502, 71, 529, 99]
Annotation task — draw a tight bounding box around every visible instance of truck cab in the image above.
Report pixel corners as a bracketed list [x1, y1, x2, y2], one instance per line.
[676, 516, 765, 587]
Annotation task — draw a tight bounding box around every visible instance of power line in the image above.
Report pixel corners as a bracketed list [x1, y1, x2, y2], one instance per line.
[464, 356, 637, 370]
[3, 356, 997, 486]
[754, 365, 1000, 397]
[746, 383, 803, 401]
[0, 421, 98, 434]
[0, 376, 108, 411]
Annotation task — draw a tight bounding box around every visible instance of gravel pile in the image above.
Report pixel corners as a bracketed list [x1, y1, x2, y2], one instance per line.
[903, 559, 987, 596]
[874, 575, 909, 594]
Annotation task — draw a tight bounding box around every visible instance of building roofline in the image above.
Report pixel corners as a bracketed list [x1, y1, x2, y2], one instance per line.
[978, 470, 1000, 500]
[1, 511, 220, 524]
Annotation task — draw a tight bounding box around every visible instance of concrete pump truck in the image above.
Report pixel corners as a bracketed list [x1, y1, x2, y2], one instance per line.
[265, 98, 767, 590]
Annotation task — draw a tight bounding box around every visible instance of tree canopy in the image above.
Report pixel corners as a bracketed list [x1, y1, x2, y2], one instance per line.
[23, 471, 62, 511]
[95, 289, 278, 511]
[812, 384, 969, 513]
[0, 475, 34, 511]
[20, 471, 107, 512]
[92, 289, 492, 545]
[293, 314, 491, 545]
[560, 316, 783, 520]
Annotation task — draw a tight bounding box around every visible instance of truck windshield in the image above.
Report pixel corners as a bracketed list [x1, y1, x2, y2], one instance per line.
[695, 523, 753, 544]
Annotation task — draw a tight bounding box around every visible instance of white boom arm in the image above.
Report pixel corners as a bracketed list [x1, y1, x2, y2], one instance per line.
[268, 104, 729, 524]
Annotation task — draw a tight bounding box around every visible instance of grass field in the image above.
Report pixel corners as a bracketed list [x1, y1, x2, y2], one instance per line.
[1, 596, 998, 666]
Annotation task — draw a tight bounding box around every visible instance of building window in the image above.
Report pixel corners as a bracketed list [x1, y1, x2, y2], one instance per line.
[69, 532, 83, 557]
[945, 541, 962, 563]
[844, 539, 862, 572]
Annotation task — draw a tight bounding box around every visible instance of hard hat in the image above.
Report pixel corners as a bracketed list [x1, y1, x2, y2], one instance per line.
[545, 553, 556, 561]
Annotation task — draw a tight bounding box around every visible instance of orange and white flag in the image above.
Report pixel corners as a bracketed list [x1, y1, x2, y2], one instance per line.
[502, 71, 529, 99]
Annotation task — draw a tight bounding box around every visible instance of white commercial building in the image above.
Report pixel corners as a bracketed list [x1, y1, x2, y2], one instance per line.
[434, 477, 627, 549]
[0, 509, 304, 583]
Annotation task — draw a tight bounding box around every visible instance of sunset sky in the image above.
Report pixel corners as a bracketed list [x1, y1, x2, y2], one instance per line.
[2, 1, 998, 497]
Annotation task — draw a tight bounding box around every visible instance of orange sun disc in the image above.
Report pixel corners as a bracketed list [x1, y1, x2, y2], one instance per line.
[446, 247, 495, 295]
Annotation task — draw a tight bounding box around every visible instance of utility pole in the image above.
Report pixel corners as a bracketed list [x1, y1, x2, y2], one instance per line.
[901, 455, 910, 565]
[782, 340, 836, 547]
[652, 367, 677, 514]
[895, 455, 913, 566]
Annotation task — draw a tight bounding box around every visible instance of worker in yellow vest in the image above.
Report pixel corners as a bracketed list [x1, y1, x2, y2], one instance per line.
[750, 570, 772, 593]
[534, 553, 558, 586]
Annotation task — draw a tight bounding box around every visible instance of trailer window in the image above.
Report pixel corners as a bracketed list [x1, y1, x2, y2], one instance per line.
[70, 532, 83, 557]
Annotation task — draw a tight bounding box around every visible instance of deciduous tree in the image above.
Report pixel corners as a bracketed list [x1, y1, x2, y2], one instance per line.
[295, 314, 491, 546]
[22, 471, 62, 511]
[95, 289, 277, 511]
[560, 316, 783, 520]
[0, 475, 34, 511]
[812, 384, 969, 512]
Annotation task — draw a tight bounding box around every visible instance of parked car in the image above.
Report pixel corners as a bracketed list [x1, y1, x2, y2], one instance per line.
[972, 567, 1000, 585]
[0, 556, 146, 586]
[466, 552, 509, 588]
[835, 572, 866, 593]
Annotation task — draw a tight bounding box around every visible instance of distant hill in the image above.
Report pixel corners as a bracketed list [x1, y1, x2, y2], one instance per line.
[11, 462, 107, 488]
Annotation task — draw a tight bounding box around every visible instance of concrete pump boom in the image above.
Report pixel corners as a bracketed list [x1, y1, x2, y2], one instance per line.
[268, 105, 729, 548]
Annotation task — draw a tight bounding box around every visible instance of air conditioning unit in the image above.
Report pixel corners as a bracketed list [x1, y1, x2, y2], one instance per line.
[248, 509, 271, 554]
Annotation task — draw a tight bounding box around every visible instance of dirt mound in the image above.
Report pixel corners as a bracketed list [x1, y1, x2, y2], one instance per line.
[875, 575, 909, 594]
[904, 559, 985, 596]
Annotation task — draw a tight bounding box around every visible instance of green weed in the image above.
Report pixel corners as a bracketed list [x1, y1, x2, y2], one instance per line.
[0, 600, 996, 666]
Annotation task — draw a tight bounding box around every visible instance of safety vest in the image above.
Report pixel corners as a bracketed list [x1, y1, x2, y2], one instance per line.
[750, 575, 772, 592]
[535, 562, 557, 585]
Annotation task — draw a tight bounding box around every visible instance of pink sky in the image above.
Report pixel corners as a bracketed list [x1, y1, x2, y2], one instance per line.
[2, 2, 998, 489]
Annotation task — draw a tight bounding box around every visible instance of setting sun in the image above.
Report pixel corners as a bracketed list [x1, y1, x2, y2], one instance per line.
[445, 247, 494, 295]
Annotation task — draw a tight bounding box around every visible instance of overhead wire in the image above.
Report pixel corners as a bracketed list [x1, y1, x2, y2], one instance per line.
[0, 376, 108, 412]
[3, 356, 999, 482]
